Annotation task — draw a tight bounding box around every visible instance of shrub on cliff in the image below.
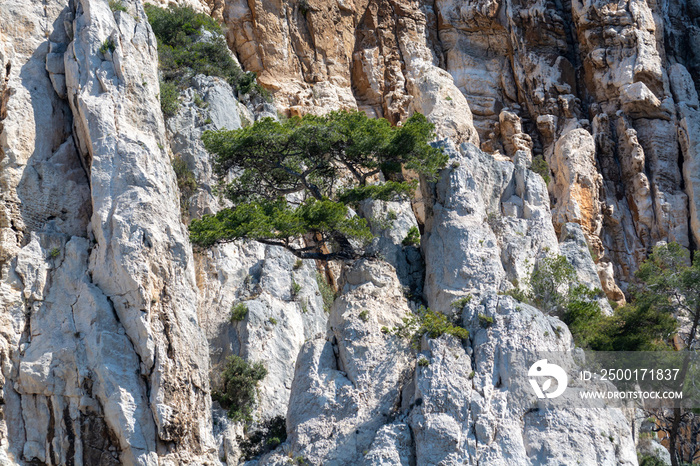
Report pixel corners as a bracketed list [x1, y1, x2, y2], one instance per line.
[390, 306, 469, 349]
[215, 355, 267, 422]
[189, 111, 446, 260]
[145, 5, 269, 102]
[509, 253, 677, 351]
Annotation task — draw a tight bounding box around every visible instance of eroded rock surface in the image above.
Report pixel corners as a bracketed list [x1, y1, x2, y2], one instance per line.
[1, 0, 698, 463]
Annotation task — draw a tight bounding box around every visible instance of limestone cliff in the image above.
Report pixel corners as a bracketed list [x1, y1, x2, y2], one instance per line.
[218, 0, 700, 301]
[0, 0, 697, 464]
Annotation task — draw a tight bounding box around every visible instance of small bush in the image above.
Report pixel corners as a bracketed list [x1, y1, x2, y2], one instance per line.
[291, 280, 302, 298]
[392, 306, 469, 349]
[145, 4, 222, 43]
[478, 314, 494, 328]
[417, 357, 430, 367]
[49, 247, 60, 259]
[402, 226, 420, 247]
[193, 92, 208, 108]
[269, 317, 278, 325]
[214, 355, 267, 422]
[316, 272, 336, 313]
[109, 0, 127, 12]
[637, 455, 668, 466]
[451, 295, 472, 309]
[160, 80, 180, 117]
[99, 38, 115, 55]
[531, 155, 550, 185]
[358, 309, 369, 322]
[172, 155, 196, 216]
[238, 416, 287, 460]
[230, 303, 248, 322]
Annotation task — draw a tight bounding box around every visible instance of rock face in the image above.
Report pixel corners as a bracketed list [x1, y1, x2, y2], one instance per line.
[272, 141, 634, 465]
[221, 0, 479, 144]
[283, 259, 415, 465]
[0, 1, 217, 464]
[217, 0, 700, 295]
[422, 140, 558, 313]
[0, 0, 698, 464]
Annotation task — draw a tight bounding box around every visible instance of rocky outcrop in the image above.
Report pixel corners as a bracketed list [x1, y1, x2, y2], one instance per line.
[422, 141, 558, 313]
[1, 0, 698, 463]
[65, 1, 216, 463]
[281, 259, 415, 465]
[214, 0, 700, 292]
[220, 0, 478, 144]
[418, 141, 633, 464]
[274, 140, 633, 465]
[0, 0, 218, 464]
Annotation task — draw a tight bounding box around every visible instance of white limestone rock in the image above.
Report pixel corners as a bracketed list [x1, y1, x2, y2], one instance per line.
[282, 259, 414, 465]
[422, 140, 558, 314]
[64, 0, 217, 462]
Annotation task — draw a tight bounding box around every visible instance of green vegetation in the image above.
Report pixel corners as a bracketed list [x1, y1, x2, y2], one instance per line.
[338, 180, 416, 205]
[391, 306, 469, 349]
[478, 314, 494, 328]
[172, 155, 197, 216]
[637, 455, 669, 466]
[214, 355, 267, 422]
[508, 253, 676, 351]
[159, 80, 180, 117]
[451, 295, 472, 309]
[193, 92, 208, 108]
[402, 226, 421, 247]
[358, 309, 369, 322]
[99, 38, 115, 55]
[239, 416, 287, 461]
[230, 303, 248, 322]
[190, 111, 445, 260]
[417, 357, 430, 367]
[531, 155, 550, 185]
[49, 247, 60, 259]
[293, 259, 303, 270]
[291, 280, 302, 298]
[269, 317, 278, 325]
[629, 243, 700, 466]
[144, 5, 269, 102]
[316, 272, 336, 313]
[109, 0, 127, 12]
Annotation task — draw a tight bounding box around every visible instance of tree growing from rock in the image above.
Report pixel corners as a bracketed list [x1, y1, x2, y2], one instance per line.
[189, 111, 446, 260]
[630, 243, 700, 466]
